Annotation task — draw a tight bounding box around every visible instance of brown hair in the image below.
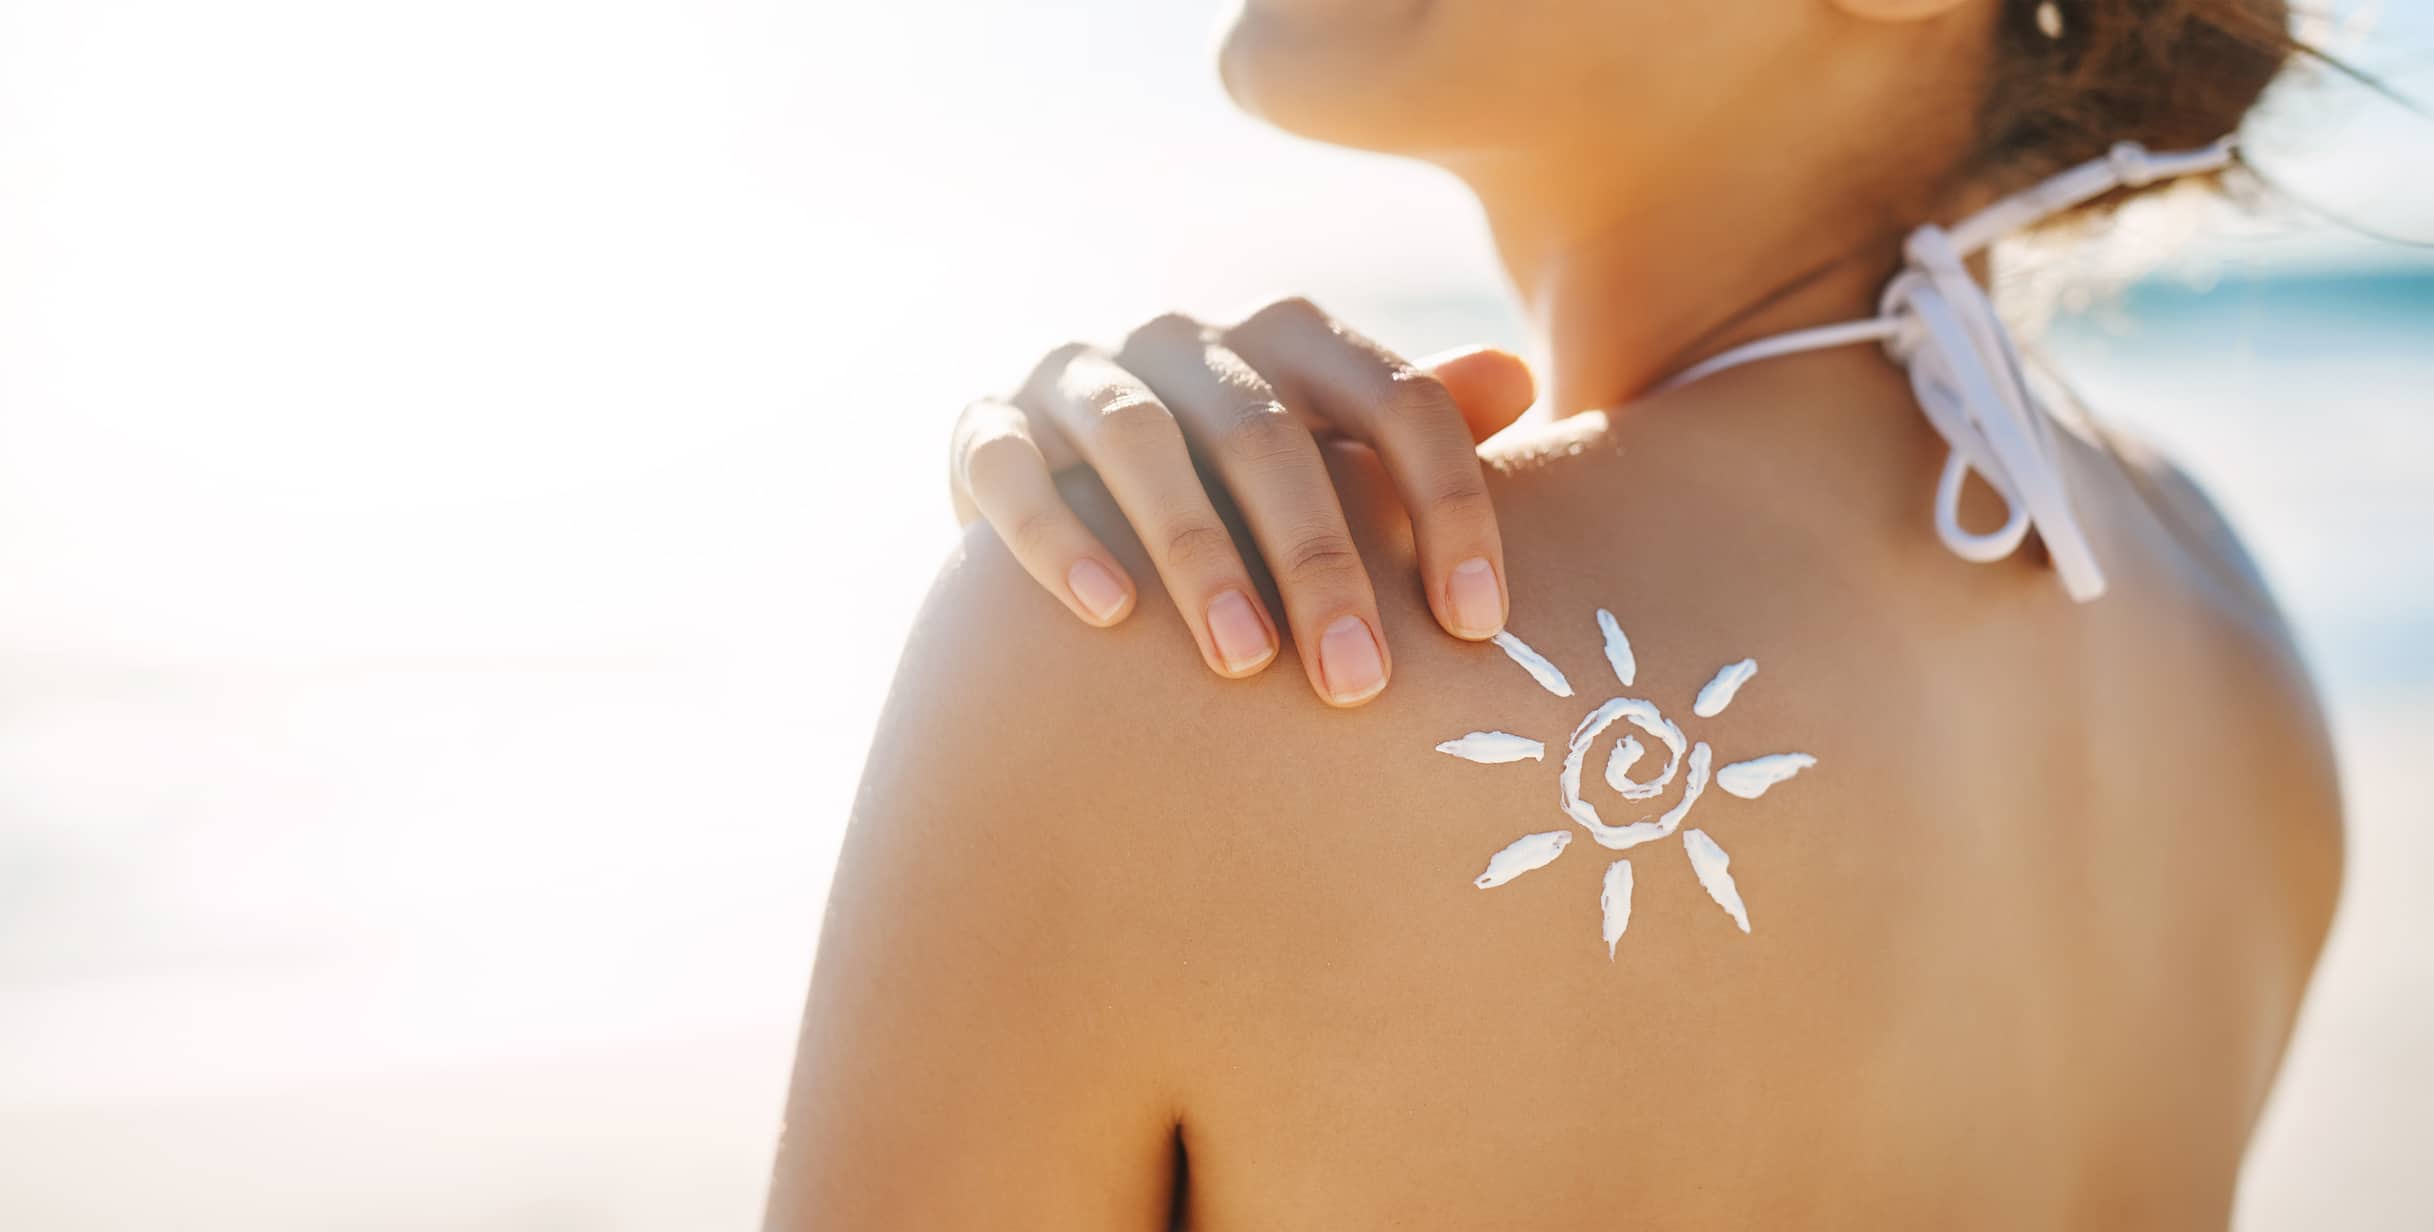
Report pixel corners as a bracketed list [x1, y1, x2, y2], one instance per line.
[1971, 0, 2302, 211]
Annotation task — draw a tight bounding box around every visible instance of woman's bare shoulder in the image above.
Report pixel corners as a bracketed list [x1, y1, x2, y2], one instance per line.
[875, 364, 2332, 983]
[869, 417, 1921, 974]
[857, 427, 2072, 1213]
[819, 392, 2339, 1221]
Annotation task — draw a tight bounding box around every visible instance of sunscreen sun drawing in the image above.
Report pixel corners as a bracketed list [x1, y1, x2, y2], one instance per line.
[1436, 609, 1817, 956]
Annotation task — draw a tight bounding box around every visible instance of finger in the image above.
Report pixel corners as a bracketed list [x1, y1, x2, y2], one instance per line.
[950, 398, 1081, 524]
[1420, 346, 1537, 443]
[1020, 344, 1281, 680]
[952, 397, 1137, 627]
[1226, 298, 1510, 643]
[1120, 315, 1390, 708]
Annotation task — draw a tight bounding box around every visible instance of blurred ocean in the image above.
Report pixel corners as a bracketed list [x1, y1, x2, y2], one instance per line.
[2043, 268, 2434, 1230]
[2051, 266, 2434, 705]
[1, 1, 2427, 1228]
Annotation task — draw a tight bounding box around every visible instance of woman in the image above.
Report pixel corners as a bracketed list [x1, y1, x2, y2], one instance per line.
[769, 0, 2343, 1226]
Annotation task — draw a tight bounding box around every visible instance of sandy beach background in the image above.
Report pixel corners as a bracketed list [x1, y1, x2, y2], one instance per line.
[1, 2, 2427, 1226]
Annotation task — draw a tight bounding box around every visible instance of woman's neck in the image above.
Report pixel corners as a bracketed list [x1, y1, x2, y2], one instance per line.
[1460, 158, 1922, 417]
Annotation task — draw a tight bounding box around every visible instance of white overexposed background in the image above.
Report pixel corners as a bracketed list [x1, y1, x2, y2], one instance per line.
[0, 2, 2427, 1227]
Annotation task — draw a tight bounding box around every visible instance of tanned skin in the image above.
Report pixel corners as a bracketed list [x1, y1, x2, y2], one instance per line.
[777, 0, 2340, 1223]
[768, 344, 2340, 1229]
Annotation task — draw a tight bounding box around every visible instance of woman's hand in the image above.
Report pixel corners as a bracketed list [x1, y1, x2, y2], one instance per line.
[949, 297, 1535, 707]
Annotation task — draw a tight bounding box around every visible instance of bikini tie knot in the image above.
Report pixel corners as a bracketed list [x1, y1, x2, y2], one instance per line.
[1874, 219, 2107, 601]
[1655, 136, 2238, 603]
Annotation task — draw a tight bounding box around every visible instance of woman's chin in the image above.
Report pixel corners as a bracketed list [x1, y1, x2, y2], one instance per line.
[1230, 0, 1432, 33]
[1217, 0, 1447, 152]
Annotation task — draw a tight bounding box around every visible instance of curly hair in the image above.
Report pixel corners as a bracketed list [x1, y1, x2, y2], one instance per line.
[1973, 0, 2304, 214]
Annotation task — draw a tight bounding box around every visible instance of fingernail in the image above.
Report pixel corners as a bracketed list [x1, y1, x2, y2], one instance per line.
[1067, 559, 1129, 624]
[1318, 615, 1387, 704]
[1207, 589, 1275, 674]
[1448, 557, 1504, 638]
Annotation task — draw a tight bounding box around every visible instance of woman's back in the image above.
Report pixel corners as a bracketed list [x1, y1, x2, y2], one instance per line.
[769, 346, 2340, 1229]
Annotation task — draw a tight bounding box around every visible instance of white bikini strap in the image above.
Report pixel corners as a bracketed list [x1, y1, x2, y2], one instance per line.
[1660, 138, 2239, 603]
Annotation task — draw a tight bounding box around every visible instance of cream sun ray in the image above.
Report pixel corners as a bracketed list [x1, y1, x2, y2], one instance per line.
[1717, 752, 1815, 799]
[1600, 859, 1634, 958]
[1492, 630, 1574, 698]
[1474, 830, 1572, 889]
[1682, 828, 1751, 933]
[1436, 731, 1546, 764]
[1693, 659, 1757, 717]
[1596, 608, 1636, 686]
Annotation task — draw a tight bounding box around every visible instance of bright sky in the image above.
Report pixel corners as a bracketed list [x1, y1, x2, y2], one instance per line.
[0, 2, 2427, 1227]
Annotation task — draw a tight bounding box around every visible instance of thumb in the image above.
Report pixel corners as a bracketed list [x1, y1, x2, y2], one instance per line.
[1421, 346, 1537, 443]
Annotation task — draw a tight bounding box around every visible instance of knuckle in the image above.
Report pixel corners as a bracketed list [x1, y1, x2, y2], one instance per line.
[1243, 294, 1324, 332]
[1220, 402, 1312, 467]
[1125, 312, 1205, 350]
[959, 429, 1035, 490]
[1160, 520, 1238, 571]
[1002, 506, 1068, 558]
[1280, 532, 1365, 589]
[1020, 342, 1097, 399]
[1202, 346, 1274, 400]
[1377, 372, 1461, 427]
[1424, 479, 1495, 526]
[1087, 394, 1181, 451]
[951, 397, 1014, 448]
[951, 395, 995, 434]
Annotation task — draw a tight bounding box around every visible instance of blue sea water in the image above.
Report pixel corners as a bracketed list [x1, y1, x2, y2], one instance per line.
[2046, 266, 2434, 707]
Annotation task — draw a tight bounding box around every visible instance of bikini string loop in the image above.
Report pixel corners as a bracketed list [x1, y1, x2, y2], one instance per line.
[1879, 220, 2102, 598]
[1657, 137, 2239, 604]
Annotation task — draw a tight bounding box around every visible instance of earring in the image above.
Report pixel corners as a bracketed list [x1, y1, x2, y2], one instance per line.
[2035, 0, 2065, 40]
